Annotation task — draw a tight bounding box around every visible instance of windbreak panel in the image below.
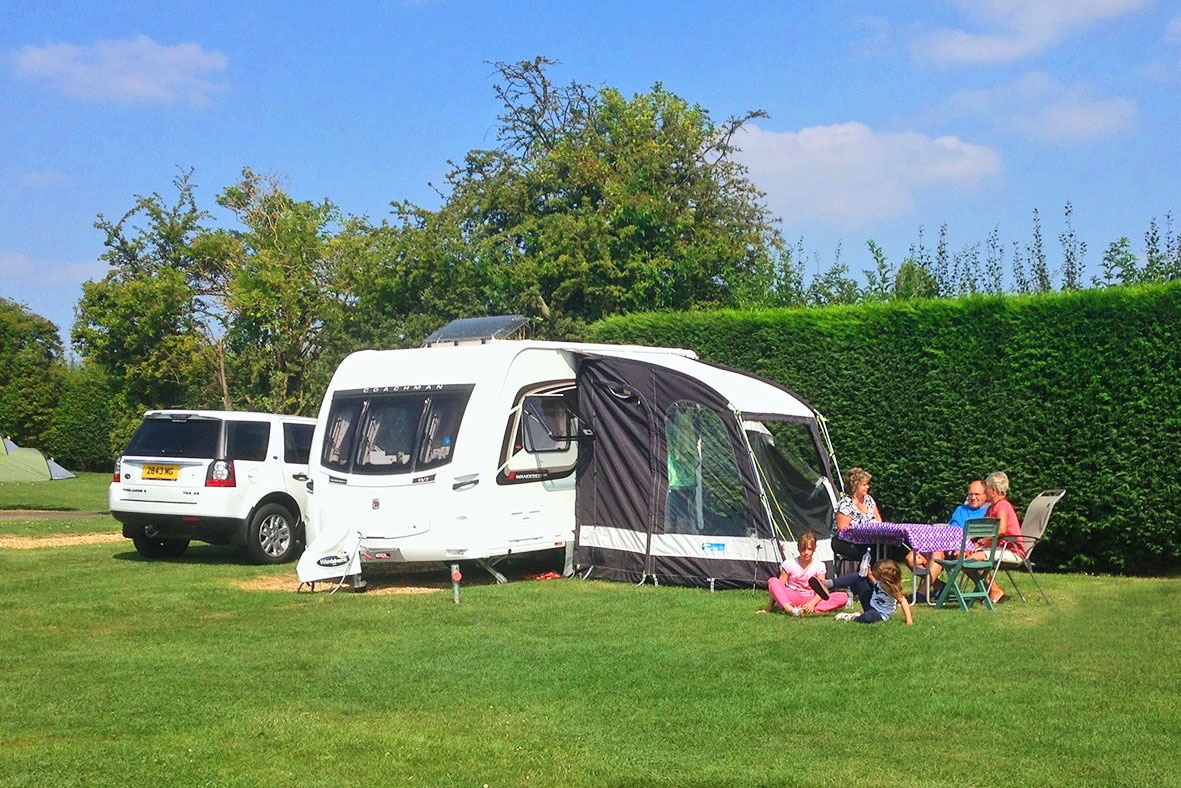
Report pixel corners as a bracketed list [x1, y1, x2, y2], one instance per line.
[320, 386, 473, 475]
[747, 420, 834, 541]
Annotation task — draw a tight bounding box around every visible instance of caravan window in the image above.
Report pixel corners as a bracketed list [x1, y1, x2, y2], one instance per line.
[357, 396, 426, 471]
[417, 392, 468, 470]
[498, 383, 579, 484]
[746, 420, 834, 539]
[323, 399, 363, 469]
[320, 386, 473, 475]
[521, 396, 572, 453]
[664, 402, 747, 536]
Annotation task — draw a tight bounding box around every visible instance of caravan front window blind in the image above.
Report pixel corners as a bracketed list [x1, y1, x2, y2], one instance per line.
[320, 386, 473, 475]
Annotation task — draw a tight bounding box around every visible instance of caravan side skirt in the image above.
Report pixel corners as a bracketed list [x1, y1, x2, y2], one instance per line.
[575, 524, 783, 589]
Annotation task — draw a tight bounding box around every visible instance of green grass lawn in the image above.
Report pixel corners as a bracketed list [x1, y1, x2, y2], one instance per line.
[0, 471, 110, 511]
[1, 519, 1179, 787]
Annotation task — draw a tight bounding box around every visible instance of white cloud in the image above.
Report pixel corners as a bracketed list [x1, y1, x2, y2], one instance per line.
[20, 171, 68, 188]
[10, 35, 228, 107]
[912, 0, 1151, 65]
[734, 122, 1001, 225]
[939, 71, 1136, 142]
[1167, 14, 1181, 44]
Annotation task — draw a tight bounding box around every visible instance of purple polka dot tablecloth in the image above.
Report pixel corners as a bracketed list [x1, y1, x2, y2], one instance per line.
[903, 524, 968, 553]
[840, 522, 968, 553]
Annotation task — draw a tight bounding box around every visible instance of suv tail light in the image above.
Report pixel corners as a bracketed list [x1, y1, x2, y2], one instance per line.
[112, 457, 122, 482]
[205, 459, 237, 488]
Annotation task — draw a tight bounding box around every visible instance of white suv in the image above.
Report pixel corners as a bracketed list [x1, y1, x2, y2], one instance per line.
[110, 410, 316, 563]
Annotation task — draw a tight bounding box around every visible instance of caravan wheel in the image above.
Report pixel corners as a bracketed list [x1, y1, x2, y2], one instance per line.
[133, 536, 190, 559]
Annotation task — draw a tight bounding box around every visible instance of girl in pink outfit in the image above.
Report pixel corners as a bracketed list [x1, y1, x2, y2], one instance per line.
[764, 531, 849, 615]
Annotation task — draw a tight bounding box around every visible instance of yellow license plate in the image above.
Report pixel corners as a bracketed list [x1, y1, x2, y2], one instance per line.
[142, 463, 179, 481]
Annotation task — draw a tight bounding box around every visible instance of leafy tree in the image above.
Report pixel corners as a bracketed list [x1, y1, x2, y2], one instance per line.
[340, 201, 507, 349]
[205, 169, 348, 414]
[73, 171, 216, 412]
[1139, 215, 1181, 283]
[373, 57, 785, 337]
[933, 223, 951, 296]
[1059, 202, 1086, 290]
[1028, 208, 1051, 292]
[1011, 241, 1031, 293]
[861, 241, 894, 302]
[953, 242, 981, 295]
[0, 297, 63, 447]
[1093, 237, 1138, 287]
[984, 226, 1005, 294]
[908, 226, 932, 273]
[1167, 212, 1181, 281]
[1143, 218, 1163, 282]
[49, 361, 114, 470]
[893, 259, 938, 300]
[768, 243, 807, 308]
[804, 255, 860, 306]
[75, 169, 350, 420]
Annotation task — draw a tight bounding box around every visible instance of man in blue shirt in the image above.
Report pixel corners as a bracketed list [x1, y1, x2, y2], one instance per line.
[915, 480, 990, 600]
[949, 480, 990, 527]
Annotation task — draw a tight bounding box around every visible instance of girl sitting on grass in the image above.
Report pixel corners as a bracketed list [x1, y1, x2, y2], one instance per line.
[762, 531, 849, 616]
[809, 558, 913, 625]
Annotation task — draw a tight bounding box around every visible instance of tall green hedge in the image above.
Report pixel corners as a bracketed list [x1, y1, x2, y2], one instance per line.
[588, 282, 1181, 576]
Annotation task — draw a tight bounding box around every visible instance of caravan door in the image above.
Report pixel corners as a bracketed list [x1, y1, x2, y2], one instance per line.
[491, 381, 580, 552]
[315, 385, 472, 557]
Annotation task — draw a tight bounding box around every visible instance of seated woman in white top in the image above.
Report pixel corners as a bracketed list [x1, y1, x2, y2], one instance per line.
[832, 466, 882, 561]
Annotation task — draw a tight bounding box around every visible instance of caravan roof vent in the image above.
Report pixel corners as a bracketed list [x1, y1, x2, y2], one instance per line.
[422, 315, 532, 347]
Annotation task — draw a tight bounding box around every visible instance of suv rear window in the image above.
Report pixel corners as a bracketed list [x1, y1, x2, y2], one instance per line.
[125, 416, 222, 458]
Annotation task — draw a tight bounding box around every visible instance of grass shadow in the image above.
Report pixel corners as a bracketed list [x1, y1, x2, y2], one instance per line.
[111, 543, 254, 566]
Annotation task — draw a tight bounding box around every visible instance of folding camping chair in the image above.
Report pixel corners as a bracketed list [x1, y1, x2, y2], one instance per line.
[934, 518, 1000, 611]
[990, 489, 1065, 603]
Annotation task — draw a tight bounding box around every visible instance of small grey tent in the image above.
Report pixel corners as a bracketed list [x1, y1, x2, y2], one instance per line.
[0, 436, 75, 481]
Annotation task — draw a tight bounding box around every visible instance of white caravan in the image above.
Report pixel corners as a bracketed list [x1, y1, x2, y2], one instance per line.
[298, 320, 838, 590]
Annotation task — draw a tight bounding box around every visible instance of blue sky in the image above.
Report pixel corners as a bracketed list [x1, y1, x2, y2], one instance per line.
[3, 0, 1180, 345]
